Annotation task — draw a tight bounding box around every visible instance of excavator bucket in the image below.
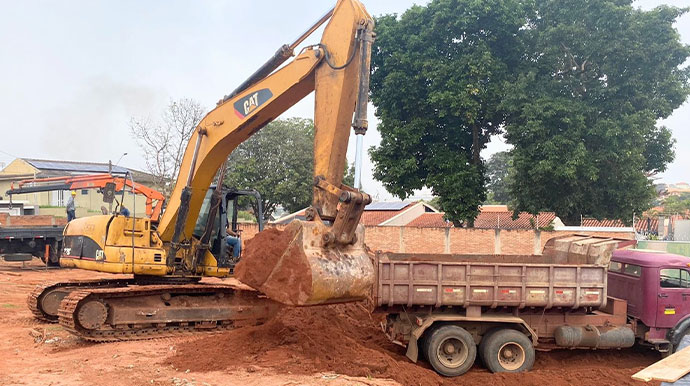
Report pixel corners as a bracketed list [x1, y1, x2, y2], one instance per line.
[234, 220, 374, 306]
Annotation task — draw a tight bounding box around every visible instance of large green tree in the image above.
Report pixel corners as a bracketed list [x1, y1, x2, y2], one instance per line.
[224, 118, 314, 220]
[369, 0, 532, 225]
[503, 1, 688, 224]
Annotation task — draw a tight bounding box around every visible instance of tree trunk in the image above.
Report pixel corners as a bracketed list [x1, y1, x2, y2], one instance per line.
[472, 124, 481, 165]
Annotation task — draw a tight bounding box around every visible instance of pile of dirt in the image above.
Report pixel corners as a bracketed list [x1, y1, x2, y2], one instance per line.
[169, 301, 659, 386]
[234, 224, 312, 305]
[169, 303, 440, 385]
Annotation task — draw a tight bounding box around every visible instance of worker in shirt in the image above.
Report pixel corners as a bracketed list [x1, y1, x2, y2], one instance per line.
[66, 191, 77, 222]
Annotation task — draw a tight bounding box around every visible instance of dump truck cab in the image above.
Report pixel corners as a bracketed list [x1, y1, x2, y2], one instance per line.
[608, 249, 690, 353]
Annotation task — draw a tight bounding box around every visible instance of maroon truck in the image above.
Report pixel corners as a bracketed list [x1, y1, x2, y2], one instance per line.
[377, 235, 690, 377]
[608, 248, 690, 354]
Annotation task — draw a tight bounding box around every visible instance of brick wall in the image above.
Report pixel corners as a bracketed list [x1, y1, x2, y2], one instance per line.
[0, 213, 66, 227]
[238, 223, 635, 255]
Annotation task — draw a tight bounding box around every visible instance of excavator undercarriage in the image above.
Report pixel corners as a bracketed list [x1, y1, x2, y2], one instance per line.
[29, 276, 280, 342]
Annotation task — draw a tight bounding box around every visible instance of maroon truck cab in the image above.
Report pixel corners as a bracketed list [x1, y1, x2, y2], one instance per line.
[608, 249, 690, 352]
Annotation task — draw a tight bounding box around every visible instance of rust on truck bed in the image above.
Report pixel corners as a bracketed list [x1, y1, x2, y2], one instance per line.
[375, 235, 632, 310]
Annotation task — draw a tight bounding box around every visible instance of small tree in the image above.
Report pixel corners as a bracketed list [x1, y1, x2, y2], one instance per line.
[130, 98, 205, 197]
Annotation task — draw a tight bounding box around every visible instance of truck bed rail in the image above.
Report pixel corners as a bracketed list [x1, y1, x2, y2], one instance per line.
[375, 235, 632, 310]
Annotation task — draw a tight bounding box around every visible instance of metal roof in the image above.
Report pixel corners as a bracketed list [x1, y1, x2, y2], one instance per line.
[365, 201, 411, 211]
[612, 249, 690, 268]
[23, 158, 129, 175]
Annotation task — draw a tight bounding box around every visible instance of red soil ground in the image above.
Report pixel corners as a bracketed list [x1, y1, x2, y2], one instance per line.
[170, 301, 660, 386]
[0, 259, 660, 386]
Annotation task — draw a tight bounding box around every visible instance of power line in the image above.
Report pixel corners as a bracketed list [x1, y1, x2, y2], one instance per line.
[0, 148, 18, 159]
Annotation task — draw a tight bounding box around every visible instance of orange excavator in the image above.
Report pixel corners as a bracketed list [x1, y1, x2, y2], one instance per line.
[28, 0, 376, 341]
[7, 173, 166, 221]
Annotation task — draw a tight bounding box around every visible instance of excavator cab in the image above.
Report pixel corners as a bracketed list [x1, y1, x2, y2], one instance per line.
[191, 187, 263, 270]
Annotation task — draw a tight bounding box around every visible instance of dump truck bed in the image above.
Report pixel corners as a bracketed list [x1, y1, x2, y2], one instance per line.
[375, 235, 631, 310]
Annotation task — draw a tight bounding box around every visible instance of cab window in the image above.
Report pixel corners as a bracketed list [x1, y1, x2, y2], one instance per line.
[660, 269, 690, 289]
[623, 264, 642, 277]
[609, 261, 623, 272]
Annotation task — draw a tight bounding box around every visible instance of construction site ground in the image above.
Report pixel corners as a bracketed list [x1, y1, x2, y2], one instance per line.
[0, 260, 661, 386]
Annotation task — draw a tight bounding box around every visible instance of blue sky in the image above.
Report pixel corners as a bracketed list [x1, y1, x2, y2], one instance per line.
[0, 0, 688, 200]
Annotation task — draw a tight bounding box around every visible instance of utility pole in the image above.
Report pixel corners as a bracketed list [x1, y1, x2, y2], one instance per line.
[108, 160, 113, 214]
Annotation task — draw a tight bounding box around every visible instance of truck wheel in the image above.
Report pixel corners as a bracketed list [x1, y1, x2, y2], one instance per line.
[425, 325, 476, 377]
[479, 329, 535, 373]
[478, 328, 502, 366]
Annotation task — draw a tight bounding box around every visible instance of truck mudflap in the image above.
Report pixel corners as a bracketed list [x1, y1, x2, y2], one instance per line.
[391, 313, 538, 363]
[669, 315, 690, 348]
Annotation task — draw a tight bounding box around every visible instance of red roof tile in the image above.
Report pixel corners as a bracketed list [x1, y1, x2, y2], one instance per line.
[406, 211, 556, 229]
[360, 210, 402, 226]
[581, 217, 658, 233]
[407, 213, 452, 228]
[473, 211, 556, 229]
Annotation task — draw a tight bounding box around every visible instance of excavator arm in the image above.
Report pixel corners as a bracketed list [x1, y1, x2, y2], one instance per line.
[158, 0, 373, 242]
[156, 0, 375, 306]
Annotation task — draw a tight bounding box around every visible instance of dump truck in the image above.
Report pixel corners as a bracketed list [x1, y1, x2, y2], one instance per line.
[375, 235, 666, 377]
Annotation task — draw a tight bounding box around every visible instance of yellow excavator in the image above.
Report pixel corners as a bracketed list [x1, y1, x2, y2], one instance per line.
[28, 0, 375, 341]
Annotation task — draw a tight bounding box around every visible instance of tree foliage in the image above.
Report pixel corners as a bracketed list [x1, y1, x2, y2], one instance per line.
[370, 0, 532, 225]
[371, 0, 688, 226]
[663, 193, 690, 216]
[485, 151, 513, 204]
[130, 98, 205, 197]
[224, 118, 314, 221]
[503, 1, 689, 224]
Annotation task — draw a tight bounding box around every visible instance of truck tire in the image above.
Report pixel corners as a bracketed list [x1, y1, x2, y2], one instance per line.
[674, 329, 690, 354]
[479, 329, 535, 373]
[425, 325, 476, 377]
[478, 328, 502, 366]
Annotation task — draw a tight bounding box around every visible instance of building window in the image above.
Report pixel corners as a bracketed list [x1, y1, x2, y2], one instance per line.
[81, 190, 89, 195]
[51, 190, 66, 206]
[623, 264, 642, 277]
[660, 269, 690, 289]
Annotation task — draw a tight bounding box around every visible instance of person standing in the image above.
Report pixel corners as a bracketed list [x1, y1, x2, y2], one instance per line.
[66, 191, 77, 222]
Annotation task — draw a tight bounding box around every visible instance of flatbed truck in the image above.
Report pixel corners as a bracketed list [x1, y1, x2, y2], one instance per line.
[0, 220, 63, 266]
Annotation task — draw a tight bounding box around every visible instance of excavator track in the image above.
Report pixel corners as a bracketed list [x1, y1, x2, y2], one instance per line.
[27, 278, 135, 322]
[57, 284, 281, 342]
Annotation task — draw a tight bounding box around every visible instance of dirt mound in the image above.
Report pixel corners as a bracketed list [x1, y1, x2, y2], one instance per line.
[169, 303, 440, 385]
[169, 300, 659, 386]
